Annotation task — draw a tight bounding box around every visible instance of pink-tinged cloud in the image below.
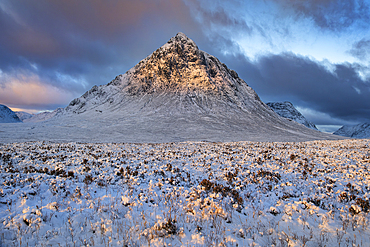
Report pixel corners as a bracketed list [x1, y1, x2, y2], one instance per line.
[0, 72, 76, 110]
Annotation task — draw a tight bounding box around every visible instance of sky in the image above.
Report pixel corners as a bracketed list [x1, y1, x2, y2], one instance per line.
[0, 0, 369, 132]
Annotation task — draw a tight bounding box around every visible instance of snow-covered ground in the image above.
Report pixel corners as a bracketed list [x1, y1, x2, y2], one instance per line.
[1, 139, 369, 246]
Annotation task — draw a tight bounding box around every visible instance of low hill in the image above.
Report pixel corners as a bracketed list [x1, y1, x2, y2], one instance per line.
[0, 105, 21, 123]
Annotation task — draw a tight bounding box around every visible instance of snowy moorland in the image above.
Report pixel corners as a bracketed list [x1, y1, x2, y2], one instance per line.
[1, 139, 370, 246]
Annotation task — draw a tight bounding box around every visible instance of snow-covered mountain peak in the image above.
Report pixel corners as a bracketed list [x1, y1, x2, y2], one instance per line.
[68, 33, 261, 115]
[118, 32, 246, 97]
[16, 33, 343, 142]
[164, 32, 199, 50]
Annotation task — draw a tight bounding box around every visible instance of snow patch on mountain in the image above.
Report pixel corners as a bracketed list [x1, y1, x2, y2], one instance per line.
[0, 105, 21, 123]
[15, 111, 34, 121]
[266, 102, 318, 130]
[23, 108, 64, 123]
[333, 123, 370, 138]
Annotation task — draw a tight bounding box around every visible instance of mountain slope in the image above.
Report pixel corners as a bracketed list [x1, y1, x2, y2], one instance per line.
[64, 32, 264, 116]
[15, 111, 34, 121]
[266, 102, 318, 130]
[0, 105, 21, 123]
[334, 123, 370, 138]
[23, 109, 63, 123]
[0, 33, 343, 143]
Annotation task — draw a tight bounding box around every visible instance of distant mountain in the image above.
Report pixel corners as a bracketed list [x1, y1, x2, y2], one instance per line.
[333, 123, 370, 138]
[266, 102, 318, 130]
[0, 33, 343, 143]
[0, 105, 22, 123]
[15, 111, 34, 121]
[23, 108, 63, 123]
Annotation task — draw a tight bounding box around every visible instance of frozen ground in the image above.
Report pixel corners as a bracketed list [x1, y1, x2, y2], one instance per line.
[0, 106, 345, 143]
[1, 139, 370, 246]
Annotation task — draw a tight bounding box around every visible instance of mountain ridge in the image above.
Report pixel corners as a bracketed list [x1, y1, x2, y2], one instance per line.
[267, 101, 318, 130]
[0, 105, 21, 123]
[334, 123, 370, 138]
[64, 32, 264, 116]
[0, 33, 344, 143]
[15, 111, 34, 121]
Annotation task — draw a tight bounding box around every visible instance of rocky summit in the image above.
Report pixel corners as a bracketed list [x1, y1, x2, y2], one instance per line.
[65, 32, 263, 116]
[0, 33, 344, 143]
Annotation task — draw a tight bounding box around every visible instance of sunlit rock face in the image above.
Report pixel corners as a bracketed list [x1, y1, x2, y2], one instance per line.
[120, 33, 257, 99]
[65, 32, 263, 115]
[0, 33, 344, 142]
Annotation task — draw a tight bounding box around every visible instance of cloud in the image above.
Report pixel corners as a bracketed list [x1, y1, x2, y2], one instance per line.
[349, 38, 370, 61]
[0, 71, 78, 111]
[0, 0, 369, 125]
[217, 52, 370, 124]
[186, 0, 368, 62]
[0, 0, 199, 58]
[0, 0, 205, 107]
[274, 0, 370, 31]
[295, 106, 358, 126]
[0, 0, 201, 82]
[187, 0, 253, 34]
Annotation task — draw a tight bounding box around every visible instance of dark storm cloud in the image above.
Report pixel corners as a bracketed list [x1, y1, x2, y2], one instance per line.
[219, 52, 370, 124]
[1, 0, 369, 126]
[184, 0, 370, 126]
[275, 0, 370, 31]
[0, 0, 201, 80]
[0, 0, 204, 110]
[188, 0, 253, 35]
[349, 39, 370, 61]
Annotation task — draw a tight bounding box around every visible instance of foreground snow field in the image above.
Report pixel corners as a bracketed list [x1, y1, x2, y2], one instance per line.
[1, 139, 369, 246]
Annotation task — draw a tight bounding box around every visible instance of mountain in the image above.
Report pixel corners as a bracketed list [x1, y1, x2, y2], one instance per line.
[0, 33, 343, 143]
[23, 108, 63, 123]
[0, 105, 21, 123]
[15, 111, 34, 121]
[333, 123, 370, 138]
[266, 102, 318, 130]
[64, 32, 263, 115]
